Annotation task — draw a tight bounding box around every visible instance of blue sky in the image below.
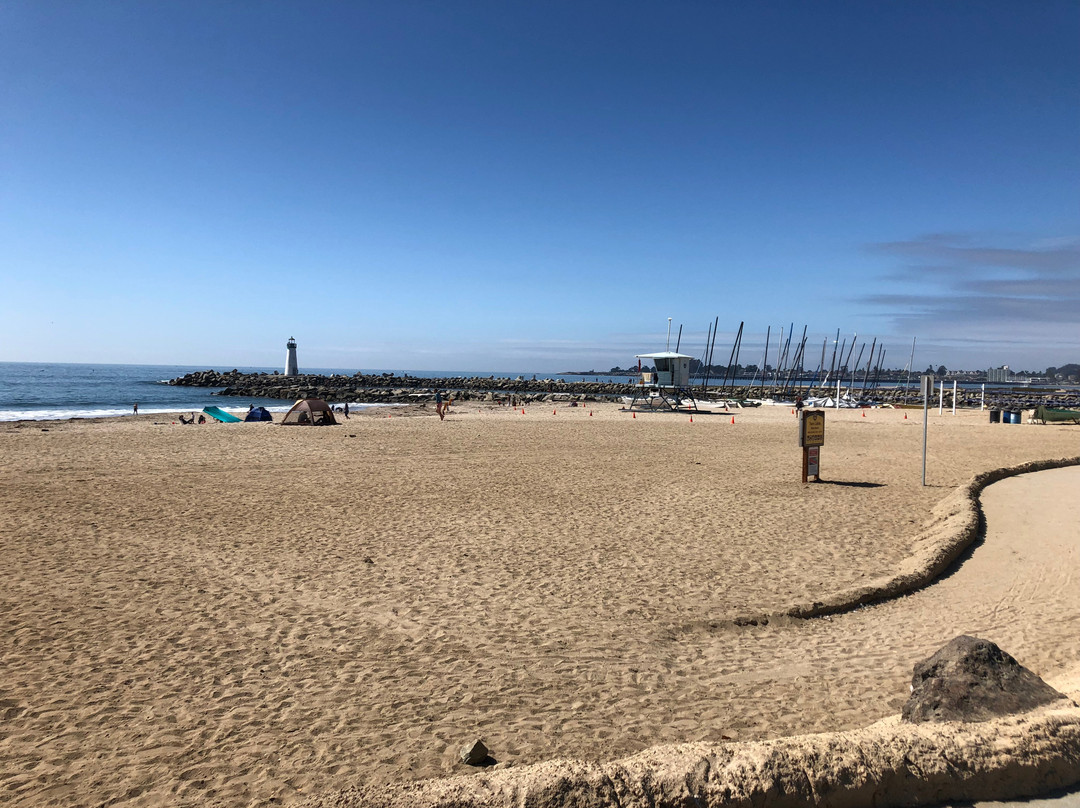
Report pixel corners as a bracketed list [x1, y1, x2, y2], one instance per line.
[2, 2, 1077, 373]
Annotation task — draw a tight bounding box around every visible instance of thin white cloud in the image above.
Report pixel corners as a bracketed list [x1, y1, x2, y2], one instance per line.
[864, 233, 1080, 345]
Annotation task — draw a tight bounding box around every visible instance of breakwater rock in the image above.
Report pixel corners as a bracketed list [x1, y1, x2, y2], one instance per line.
[168, 370, 635, 404]
[167, 370, 1080, 410]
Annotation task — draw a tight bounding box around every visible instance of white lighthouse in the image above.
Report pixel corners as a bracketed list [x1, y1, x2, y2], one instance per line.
[285, 337, 299, 376]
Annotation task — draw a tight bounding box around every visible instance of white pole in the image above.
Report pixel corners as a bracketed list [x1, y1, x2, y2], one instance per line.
[922, 376, 930, 487]
[952, 380, 957, 415]
[666, 317, 672, 351]
[938, 380, 944, 415]
[836, 378, 841, 408]
[981, 383, 985, 410]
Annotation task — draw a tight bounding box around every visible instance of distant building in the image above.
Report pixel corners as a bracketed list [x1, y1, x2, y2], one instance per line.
[987, 365, 1010, 383]
[285, 337, 299, 376]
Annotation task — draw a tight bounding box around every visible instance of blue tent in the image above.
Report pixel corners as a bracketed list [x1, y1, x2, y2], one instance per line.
[245, 406, 274, 422]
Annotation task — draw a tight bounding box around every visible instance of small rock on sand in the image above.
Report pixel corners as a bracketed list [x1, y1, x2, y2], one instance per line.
[459, 738, 488, 766]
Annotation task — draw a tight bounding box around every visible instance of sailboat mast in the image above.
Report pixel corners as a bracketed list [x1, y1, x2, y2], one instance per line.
[699, 321, 713, 389]
[849, 342, 865, 392]
[872, 348, 887, 391]
[834, 338, 847, 382]
[721, 322, 743, 391]
[783, 328, 807, 393]
[861, 338, 877, 389]
[842, 333, 857, 374]
[825, 328, 840, 385]
[809, 337, 826, 393]
[771, 326, 785, 387]
[731, 322, 744, 387]
[904, 337, 916, 391]
[758, 326, 771, 395]
[703, 316, 719, 390]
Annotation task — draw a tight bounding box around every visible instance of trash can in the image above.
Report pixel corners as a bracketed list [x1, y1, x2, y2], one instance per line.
[1004, 410, 1020, 424]
[989, 410, 1001, 423]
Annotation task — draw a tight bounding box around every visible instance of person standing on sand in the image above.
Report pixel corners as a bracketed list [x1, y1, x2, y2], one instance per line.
[344, 402, 350, 419]
[435, 389, 444, 420]
[132, 402, 138, 415]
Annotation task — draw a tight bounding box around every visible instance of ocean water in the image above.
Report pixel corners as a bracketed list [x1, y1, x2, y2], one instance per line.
[0, 362, 284, 422]
[0, 362, 614, 422]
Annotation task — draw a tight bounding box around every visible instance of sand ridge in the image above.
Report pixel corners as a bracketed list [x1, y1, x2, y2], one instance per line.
[1, 403, 1079, 806]
[295, 700, 1080, 808]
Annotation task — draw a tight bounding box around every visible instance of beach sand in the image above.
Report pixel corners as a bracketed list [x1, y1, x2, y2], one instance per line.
[1, 402, 1079, 807]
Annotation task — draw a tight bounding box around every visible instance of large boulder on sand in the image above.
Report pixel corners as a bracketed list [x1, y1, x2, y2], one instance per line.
[902, 635, 1069, 723]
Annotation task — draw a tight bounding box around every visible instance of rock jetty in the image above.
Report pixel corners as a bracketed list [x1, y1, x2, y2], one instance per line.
[167, 369, 1080, 409]
[168, 370, 632, 405]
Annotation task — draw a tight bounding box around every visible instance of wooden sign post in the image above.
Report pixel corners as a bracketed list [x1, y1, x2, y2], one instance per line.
[799, 410, 825, 482]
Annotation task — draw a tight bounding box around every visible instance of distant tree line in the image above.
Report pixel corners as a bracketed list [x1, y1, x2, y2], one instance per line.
[1046, 364, 1080, 379]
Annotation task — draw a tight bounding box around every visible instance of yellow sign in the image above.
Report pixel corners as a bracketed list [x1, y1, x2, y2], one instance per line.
[800, 411, 825, 447]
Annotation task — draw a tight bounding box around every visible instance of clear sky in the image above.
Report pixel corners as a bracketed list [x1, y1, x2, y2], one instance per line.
[2, 1, 1078, 374]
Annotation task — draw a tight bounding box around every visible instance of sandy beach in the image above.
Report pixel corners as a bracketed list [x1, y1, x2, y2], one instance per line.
[2, 402, 1079, 807]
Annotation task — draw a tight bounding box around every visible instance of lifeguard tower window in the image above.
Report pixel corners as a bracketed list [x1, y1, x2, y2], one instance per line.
[655, 358, 673, 386]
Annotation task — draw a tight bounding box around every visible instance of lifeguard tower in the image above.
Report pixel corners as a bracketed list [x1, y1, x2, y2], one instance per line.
[625, 351, 699, 411]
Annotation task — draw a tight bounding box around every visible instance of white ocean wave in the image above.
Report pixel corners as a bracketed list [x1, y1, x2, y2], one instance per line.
[0, 403, 397, 422]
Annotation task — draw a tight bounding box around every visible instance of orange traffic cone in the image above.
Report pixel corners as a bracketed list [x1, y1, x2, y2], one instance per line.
[632, 412, 636, 419]
[553, 409, 557, 415]
[589, 411, 593, 416]
[731, 416, 735, 424]
[862, 410, 866, 417]
[689, 415, 693, 423]
[904, 413, 908, 420]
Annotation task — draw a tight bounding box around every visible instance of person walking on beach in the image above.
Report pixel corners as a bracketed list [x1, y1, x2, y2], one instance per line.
[343, 402, 350, 419]
[435, 389, 445, 420]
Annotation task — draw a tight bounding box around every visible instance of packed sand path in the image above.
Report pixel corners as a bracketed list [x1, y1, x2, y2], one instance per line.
[1, 403, 1079, 807]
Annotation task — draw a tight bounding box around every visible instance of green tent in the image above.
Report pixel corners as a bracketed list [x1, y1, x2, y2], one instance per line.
[1033, 405, 1080, 424]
